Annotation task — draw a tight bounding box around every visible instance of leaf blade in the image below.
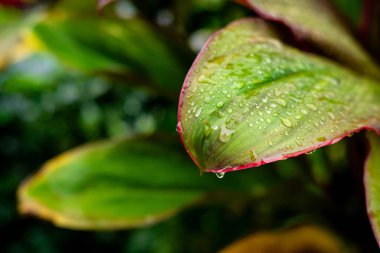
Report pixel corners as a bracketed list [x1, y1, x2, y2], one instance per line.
[178, 19, 380, 173]
[18, 136, 276, 230]
[238, 0, 380, 78]
[365, 132, 380, 247]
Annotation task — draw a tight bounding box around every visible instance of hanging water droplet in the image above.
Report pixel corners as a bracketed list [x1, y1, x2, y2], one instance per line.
[281, 118, 292, 128]
[306, 150, 316, 155]
[215, 172, 225, 179]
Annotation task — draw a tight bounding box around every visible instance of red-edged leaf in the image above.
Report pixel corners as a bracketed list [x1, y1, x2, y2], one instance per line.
[178, 19, 380, 173]
[237, 0, 380, 79]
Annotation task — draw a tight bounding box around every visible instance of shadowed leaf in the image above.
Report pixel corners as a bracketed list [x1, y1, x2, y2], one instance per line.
[18, 136, 276, 230]
[237, 0, 380, 78]
[178, 19, 380, 173]
[32, 13, 186, 91]
[365, 132, 380, 247]
[219, 225, 343, 253]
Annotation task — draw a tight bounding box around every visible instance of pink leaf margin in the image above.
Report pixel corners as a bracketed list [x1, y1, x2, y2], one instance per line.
[177, 18, 380, 174]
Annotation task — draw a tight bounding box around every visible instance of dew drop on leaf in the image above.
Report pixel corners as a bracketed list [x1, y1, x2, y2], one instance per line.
[215, 172, 225, 179]
[216, 101, 224, 108]
[281, 118, 293, 128]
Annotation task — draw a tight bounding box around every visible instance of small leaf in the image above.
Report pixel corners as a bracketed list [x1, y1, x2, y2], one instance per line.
[237, 0, 380, 78]
[18, 136, 276, 230]
[219, 225, 343, 253]
[178, 19, 380, 173]
[364, 132, 380, 247]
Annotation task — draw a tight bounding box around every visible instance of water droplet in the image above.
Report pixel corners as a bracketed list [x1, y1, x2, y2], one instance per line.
[295, 115, 302, 120]
[281, 118, 292, 128]
[219, 124, 235, 142]
[195, 108, 202, 118]
[215, 172, 225, 179]
[227, 108, 233, 114]
[262, 97, 268, 103]
[272, 98, 287, 107]
[218, 111, 224, 118]
[249, 150, 257, 161]
[306, 103, 317, 111]
[216, 101, 224, 108]
[327, 112, 335, 120]
[268, 140, 273, 145]
[306, 150, 316, 155]
[301, 109, 308, 115]
[296, 139, 302, 146]
[248, 122, 254, 127]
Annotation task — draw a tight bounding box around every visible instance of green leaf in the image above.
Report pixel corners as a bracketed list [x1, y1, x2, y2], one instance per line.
[237, 0, 380, 78]
[18, 136, 276, 230]
[178, 19, 380, 173]
[365, 132, 380, 247]
[32, 13, 186, 91]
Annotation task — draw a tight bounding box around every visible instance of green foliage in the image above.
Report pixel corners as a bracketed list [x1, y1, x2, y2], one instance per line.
[0, 0, 380, 252]
[179, 18, 380, 172]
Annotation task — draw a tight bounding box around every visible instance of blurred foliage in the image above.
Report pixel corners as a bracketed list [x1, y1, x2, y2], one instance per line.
[0, 0, 379, 252]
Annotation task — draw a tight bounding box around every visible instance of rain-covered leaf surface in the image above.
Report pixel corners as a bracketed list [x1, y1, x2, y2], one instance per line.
[238, 0, 380, 78]
[178, 19, 380, 173]
[219, 225, 343, 253]
[365, 132, 380, 247]
[18, 136, 276, 230]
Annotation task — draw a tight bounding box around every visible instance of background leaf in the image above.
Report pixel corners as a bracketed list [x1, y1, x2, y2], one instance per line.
[18, 136, 277, 230]
[237, 0, 380, 78]
[364, 132, 380, 247]
[178, 19, 380, 173]
[219, 225, 344, 253]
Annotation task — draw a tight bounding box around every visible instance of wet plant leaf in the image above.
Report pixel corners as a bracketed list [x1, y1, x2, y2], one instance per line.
[364, 132, 380, 247]
[18, 136, 276, 230]
[178, 19, 380, 173]
[237, 0, 380, 78]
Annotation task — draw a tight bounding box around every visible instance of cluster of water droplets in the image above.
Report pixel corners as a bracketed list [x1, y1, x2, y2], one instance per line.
[181, 38, 377, 172]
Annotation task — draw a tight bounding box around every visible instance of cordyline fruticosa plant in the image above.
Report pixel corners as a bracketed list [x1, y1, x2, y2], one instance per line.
[4, 0, 380, 250]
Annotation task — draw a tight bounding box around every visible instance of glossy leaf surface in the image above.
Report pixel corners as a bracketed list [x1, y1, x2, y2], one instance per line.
[238, 0, 380, 78]
[18, 136, 275, 230]
[178, 19, 380, 173]
[365, 132, 380, 247]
